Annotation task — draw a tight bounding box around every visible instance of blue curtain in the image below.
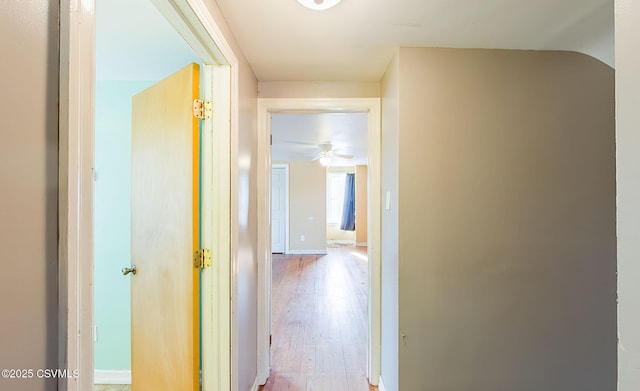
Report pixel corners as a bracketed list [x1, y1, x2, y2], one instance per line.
[340, 173, 356, 231]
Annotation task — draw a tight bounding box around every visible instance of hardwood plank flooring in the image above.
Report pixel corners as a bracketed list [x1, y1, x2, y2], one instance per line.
[260, 247, 377, 391]
[94, 385, 130, 391]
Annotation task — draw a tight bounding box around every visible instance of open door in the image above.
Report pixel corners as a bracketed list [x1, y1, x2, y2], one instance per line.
[128, 63, 201, 391]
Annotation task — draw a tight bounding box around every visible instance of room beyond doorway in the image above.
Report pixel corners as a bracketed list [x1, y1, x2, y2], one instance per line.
[257, 97, 382, 387]
[260, 247, 378, 391]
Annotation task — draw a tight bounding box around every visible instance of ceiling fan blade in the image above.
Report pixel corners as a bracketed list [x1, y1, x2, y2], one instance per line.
[274, 139, 319, 147]
[332, 153, 354, 159]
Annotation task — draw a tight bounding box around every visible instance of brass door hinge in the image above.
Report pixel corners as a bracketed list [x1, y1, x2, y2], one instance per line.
[193, 99, 212, 119]
[193, 248, 212, 269]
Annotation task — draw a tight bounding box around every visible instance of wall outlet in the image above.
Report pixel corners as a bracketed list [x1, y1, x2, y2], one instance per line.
[300, 235, 305, 241]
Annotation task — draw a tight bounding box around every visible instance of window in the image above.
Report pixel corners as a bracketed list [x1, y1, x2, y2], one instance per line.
[327, 172, 346, 225]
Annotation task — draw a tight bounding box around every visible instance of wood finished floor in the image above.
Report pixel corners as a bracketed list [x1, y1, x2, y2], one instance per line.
[259, 246, 377, 391]
[94, 385, 130, 391]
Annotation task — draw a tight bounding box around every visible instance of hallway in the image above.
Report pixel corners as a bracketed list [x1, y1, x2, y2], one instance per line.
[260, 247, 376, 390]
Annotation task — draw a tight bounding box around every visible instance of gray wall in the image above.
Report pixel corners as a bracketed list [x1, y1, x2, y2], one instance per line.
[615, 2, 640, 389]
[0, 1, 59, 390]
[380, 51, 400, 391]
[235, 59, 259, 391]
[382, 48, 616, 391]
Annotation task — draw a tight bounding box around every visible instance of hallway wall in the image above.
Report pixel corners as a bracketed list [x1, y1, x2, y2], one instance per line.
[0, 1, 59, 390]
[382, 48, 616, 391]
[380, 50, 400, 391]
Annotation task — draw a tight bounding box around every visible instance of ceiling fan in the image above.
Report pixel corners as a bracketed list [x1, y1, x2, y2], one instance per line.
[297, 142, 353, 166]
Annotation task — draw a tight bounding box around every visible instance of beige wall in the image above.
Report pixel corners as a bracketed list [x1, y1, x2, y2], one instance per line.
[258, 81, 380, 98]
[355, 165, 368, 245]
[201, 2, 259, 390]
[0, 1, 59, 390]
[382, 48, 616, 391]
[289, 161, 327, 252]
[616, 2, 640, 389]
[327, 225, 355, 242]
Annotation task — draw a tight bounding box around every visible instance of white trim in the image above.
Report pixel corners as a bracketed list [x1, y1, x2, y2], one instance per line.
[61, 1, 238, 390]
[250, 376, 261, 391]
[378, 376, 387, 391]
[59, 1, 95, 390]
[286, 250, 329, 255]
[94, 370, 131, 385]
[201, 63, 232, 391]
[256, 98, 382, 385]
[327, 239, 356, 247]
[356, 242, 368, 247]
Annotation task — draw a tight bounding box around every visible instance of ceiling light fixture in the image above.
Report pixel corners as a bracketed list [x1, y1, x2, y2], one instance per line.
[319, 156, 331, 166]
[297, 0, 342, 11]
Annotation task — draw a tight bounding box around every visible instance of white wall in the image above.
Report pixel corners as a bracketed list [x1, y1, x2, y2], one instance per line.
[616, 1, 640, 389]
[258, 81, 379, 99]
[0, 1, 58, 390]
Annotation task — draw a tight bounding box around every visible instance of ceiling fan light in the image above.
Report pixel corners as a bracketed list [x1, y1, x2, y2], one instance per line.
[319, 156, 331, 166]
[296, 0, 342, 11]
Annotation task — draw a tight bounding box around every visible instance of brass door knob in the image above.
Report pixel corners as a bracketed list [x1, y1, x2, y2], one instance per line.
[122, 265, 137, 276]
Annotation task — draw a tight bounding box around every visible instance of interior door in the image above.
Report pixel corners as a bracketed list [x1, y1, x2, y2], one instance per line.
[130, 63, 200, 391]
[271, 167, 286, 254]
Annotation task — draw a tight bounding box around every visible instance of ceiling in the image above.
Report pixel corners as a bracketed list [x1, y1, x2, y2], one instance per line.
[271, 113, 369, 166]
[97, 0, 614, 165]
[216, 0, 614, 81]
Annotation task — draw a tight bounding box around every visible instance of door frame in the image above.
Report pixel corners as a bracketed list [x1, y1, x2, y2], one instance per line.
[271, 163, 290, 254]
[256, 98, 382, 385]
[58, 1, 237, 390]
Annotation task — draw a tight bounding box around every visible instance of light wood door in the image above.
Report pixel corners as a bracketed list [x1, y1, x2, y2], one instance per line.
[271, 167, 286, 253]
[130, 63, 200, 391]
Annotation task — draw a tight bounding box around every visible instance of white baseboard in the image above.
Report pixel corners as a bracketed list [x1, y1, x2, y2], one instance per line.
[378, 376, 387, 391]
[286, 249, 327, 255]
[94, 370, 131, 385]
[356, 242, 368, 247]
[328, 239, 356, 246]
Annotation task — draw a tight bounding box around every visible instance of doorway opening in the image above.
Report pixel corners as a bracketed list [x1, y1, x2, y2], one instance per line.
[265, 112, 373, 388]
[256, 98, 382, 387]
[94, 1, 201, 388]
[60, 0, 235, 390]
